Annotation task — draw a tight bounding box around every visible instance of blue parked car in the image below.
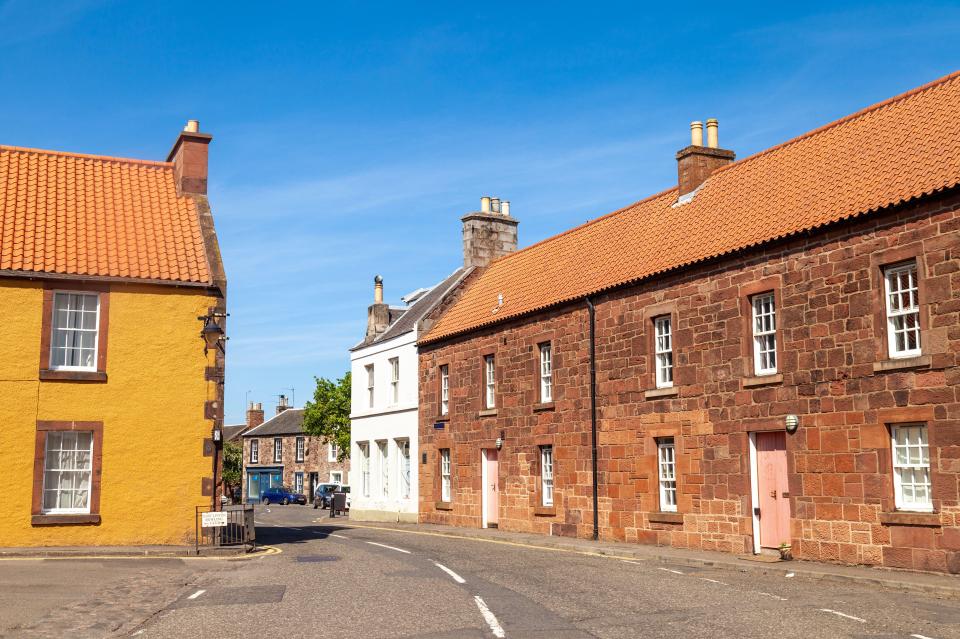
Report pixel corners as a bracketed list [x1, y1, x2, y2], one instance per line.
[260, 486, 307, 506]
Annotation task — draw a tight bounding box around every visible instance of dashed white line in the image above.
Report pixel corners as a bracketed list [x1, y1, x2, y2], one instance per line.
[818, 608, 866, 623]
[757, 591, 787, 601]
[366, 541, 411, 554]
[288, 527, 302, 531]
[911, 634, 936, 639]
[474, 595, 506, 638]
[187, 589, 205, 600]
[784, 572, 795, 578]
[434, 562, 466, 584]
[699, 577, 728, 586]
[657, 567, 684, 575]
[329, 533, 349, 539]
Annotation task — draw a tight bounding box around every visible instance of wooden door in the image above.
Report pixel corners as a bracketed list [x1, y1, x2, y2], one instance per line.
[485, 449, 499, 527]
[756, 431, 790, 548]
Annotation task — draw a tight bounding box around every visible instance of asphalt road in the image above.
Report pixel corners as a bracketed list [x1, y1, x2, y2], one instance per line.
[2, 505, 959, 638]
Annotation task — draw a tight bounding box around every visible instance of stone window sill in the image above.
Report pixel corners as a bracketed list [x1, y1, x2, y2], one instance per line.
[644, 387, 679, 400]
[742, 373, 783, 388]
[879, 511, 940, 527]
[435, 416, 450, 423]
[533, 506, 556, 517]
[478, 408, 498, 418]
[873, 355, 931, 373]
[32, 513, 101, 526]
[648, 511, 684, 524]
[435, 501, 453, 511]
[533, 402, 555, 412]
[39, 369, 107, 382]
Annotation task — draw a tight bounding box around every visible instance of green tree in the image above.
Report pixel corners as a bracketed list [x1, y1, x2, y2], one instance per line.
[222, 439, 243, 487]
[302, 371, 351, 461]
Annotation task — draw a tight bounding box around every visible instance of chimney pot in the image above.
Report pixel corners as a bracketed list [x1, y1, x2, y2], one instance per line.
[501, 201, 510, 216]
[185, 119, 200, 133]
[491, 197, 501, 214]
[705, 118, 719, 149]
[374, 275, 383, 303]
[690, 121, 703, 147]
[480, 196, 491, 213]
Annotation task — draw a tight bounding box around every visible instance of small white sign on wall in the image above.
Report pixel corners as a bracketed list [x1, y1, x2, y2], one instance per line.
[201, 511, 228, 528]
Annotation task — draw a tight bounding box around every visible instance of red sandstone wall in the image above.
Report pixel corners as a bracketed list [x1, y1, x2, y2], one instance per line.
[419, 190, 960, 573]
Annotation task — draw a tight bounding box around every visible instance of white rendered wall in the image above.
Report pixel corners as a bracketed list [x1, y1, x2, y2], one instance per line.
[349, 330, 419, 520]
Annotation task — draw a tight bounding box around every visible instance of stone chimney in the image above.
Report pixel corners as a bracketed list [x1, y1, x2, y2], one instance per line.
[276, 395, 290, 415]
[366, 275, 390, 338]
[246, 402, 264, 430]
[676, 119, 735, 198]
[167, 119, 213, 195]
[462, 196, 519, 269]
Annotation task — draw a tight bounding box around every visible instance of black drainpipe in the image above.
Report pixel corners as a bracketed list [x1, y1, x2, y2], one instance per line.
[586, 297, 599, 541]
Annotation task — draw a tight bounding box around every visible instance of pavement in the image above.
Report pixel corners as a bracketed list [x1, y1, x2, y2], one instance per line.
[1, 505, 958, 638]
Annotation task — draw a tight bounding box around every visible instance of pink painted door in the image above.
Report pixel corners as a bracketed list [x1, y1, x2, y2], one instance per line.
[756, 431, 790, 548]
[485, 449, 499, 527]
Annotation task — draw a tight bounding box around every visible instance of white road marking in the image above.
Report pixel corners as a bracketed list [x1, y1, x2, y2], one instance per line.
[699, 577, 728, 585]
[911, 634, 936, 639]
[366, 541, 411, 554]
[434, 562, 466, 584]
[288, 527, 302, 531]
[474, 595, 506, 638]
[329, 533, 349, 539]
[819, 609, 866, 623]
[757, 592, 787, 601]
[187, 589, 205, 600]
[657, 567, 684, 575]
[784, 572, 795, 578]
[620, 559, 645, 565]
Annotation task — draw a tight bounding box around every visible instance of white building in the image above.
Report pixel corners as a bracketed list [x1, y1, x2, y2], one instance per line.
[349, 271, 468, 522]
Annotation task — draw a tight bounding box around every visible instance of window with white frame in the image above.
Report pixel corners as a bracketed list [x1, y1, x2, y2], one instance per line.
[892, 424, 932, 511]
[294, 472, 304, 494]
[274, 438, 282, 462]
[440, 365, 449, 415]
[366, 364, 375, 408]
[389, 357, 400, 404]
[541, 445, 554, 507]
[330, 471, 342, 484]
[657, 438, 677, 512]
[540, 343, 553, 402]
[751, 293, 777, 375]
[328, 442, 338, 462]
[295, 436, 304, 462]
[250, 439, 259, 463]
[484, 355, 496, 408]
[440, 449, 451, 502]
[378, 440, 389, 497]
[654, 316, 673, 388]
[42, 431, 93, 514]
[397, 439, 411, 499]
[359, 442, 370, 497]
[884, 262, 921, 358]
[50, 292, 100, 370]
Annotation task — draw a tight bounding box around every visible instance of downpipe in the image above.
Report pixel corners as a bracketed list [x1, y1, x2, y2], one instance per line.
[586, 297, 599, 541]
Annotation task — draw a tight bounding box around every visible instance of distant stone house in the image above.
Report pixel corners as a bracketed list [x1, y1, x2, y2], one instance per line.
[242, 397, 349, 503]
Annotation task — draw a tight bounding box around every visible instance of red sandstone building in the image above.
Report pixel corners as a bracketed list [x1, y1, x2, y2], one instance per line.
[417, 73, 960, 573]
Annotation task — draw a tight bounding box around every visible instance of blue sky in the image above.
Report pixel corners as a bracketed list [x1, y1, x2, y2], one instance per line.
[1, 1, 957, 422]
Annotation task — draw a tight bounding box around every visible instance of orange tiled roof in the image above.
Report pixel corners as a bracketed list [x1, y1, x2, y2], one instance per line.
[423, 71, 960, 344]
[0, 145, 211, 284]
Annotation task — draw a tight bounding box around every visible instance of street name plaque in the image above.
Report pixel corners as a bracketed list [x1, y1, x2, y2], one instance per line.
[201, 511, 228, 528]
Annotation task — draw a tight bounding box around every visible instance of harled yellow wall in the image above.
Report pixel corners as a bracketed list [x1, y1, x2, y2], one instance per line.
[0, 280, 219, 547]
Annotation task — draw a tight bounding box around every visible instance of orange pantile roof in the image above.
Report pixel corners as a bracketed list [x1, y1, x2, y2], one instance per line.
[423, 71, 960, 344]
[0, 145, 211, 285]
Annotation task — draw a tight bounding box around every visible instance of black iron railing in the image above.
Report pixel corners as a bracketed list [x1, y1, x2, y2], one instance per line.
[195, 504, 256, 553]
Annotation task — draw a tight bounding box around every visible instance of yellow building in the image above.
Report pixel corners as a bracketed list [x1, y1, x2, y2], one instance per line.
[0, 121, 227, 547]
